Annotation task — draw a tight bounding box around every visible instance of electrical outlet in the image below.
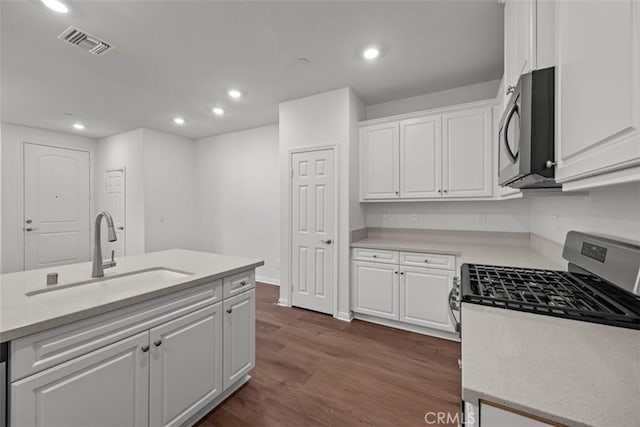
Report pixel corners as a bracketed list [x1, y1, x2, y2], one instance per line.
[479, 211, 487, 224]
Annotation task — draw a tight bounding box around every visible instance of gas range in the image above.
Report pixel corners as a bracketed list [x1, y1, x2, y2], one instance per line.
[458, 231, 640, 330]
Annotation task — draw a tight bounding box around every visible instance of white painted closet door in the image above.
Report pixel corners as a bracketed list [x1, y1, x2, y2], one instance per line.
[399, 115, 442, 198]
[24, 143, 91, 270]
[291, 149, 335, 314]
[104, 168, 126, 257]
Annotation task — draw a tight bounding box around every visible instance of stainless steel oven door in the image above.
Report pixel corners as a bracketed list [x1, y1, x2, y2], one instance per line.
[498, 92, 522, 186]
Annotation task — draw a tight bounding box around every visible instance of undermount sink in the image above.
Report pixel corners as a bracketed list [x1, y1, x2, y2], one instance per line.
[26, 267, 194, 296]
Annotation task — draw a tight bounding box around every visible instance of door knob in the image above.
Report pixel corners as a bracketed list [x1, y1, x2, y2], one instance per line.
[321, 239, 332, 244]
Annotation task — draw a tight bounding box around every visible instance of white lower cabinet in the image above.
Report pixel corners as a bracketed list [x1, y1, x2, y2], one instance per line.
[11, 331, 150, 427]
[149, 304, 223, 427]
[223, 289, 256, 389]
[399, 266, 455, 332]
[351, 249, 457, 336]
[352, 261, 399, 320]
[9, 273, 256, 427]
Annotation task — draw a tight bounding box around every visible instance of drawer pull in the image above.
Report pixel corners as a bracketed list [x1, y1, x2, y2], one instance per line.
[240, 280, 247, 286]
[424, 259, 429, 263]
[141, 345, 150, 353]
[373, 254, 377, 258]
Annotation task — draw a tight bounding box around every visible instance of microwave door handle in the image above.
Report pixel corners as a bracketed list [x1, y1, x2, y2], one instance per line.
[503, 103, 519, 163]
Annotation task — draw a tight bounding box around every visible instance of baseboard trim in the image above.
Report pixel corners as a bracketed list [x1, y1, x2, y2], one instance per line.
[352, 313, 460, 342]
[256, 276, 280, 286]
[277, 298, 290, 307]
[184, 374, 251, 426]
[335, 311, 353, 322]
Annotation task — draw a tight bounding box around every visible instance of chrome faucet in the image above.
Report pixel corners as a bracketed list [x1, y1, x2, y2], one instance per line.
[92, 211, 118, 278]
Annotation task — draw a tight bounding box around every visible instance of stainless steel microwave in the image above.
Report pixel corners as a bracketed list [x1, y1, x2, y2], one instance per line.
[498, 67, 557, 188]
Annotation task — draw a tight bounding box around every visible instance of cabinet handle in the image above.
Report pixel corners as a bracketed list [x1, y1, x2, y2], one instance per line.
[372, 254, 377, 258]
[394, 271, 398, 275]
[154, 340, 162, 347]
[424, 259, 429, 263]
[141, 345, 150, 353]
[443, 189, 448, 193]
[506, 85, 516, 95]
[240, 280, 247, 286]
[226, 308, 233, 314]
[395, 191, 399, 195]
[438, 189, 442, 194]
[400, 272, 405, 275]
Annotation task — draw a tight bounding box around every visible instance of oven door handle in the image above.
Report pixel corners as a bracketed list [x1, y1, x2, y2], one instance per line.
[449, 278, 461, 333]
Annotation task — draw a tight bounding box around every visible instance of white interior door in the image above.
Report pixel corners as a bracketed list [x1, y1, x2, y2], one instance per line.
[291, 148, 335, 315]
[24, 143, 91, 270]
[104, 168, 126, 257]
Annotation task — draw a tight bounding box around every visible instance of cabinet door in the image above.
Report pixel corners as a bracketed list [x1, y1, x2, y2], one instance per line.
[399, 115, 443, 198]
[360, 123, 399, 199]
[223, 289, 256, 389]
[399, 266, 455, 332]
[149, 303, 223, 427]
[442, 107, 493, 198]
[11, 331, 149, 427]
[555, 0, 640, 184]
[352, 261, 399, 320]
[504, 0, 537, 98]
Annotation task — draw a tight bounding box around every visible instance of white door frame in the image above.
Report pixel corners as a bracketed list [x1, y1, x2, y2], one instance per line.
[104, 166, 126, 256]
[18, 141, 95, 270]
[288, 144, 339, 317]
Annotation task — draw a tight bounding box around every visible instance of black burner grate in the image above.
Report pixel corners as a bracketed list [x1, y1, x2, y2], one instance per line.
[462, 264, 640, 329]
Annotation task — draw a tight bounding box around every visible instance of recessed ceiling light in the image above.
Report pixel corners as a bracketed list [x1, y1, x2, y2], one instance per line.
[227, 89, 242, 99]
[41, 0, 69, 13]
[72, 123, 85, 130]
[173, 117, 185, 125]
[363, 47, 380, 60]
[212, 107, 225, 116]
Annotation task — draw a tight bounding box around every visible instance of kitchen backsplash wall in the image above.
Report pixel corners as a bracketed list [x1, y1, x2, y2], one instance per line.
[364, 199, 532, 233]
[530, 183, 640, 244]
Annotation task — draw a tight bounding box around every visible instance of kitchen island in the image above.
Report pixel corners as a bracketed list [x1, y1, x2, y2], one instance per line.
[1, 249, 263, 427]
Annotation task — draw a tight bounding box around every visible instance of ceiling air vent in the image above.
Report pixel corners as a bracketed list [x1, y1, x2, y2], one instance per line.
[57, 26, 114, 56]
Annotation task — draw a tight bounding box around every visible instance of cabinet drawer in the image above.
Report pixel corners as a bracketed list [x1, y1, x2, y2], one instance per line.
[11, 280, 222, 381]
[223, 270, 255, 299]
[400, 252, 455, 270]
[352, 248, 399, 264]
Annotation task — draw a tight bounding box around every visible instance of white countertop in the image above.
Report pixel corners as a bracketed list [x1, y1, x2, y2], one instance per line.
[462, 303, 640, 427]
[0, 249, 263, 343]
[351, 238, 566, 270]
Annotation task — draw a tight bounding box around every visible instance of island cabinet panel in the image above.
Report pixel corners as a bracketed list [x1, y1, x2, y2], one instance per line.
[11, 331, 150, 427]
[223, 289, 256, 389]
[11, 280, 222, 381]
[149, 303, 223, 427]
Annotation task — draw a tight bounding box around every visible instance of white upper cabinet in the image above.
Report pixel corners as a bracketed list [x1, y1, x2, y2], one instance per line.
[555, 0, 640, 188]
[399, 115, 442, 198]
[360, 123, 399, 199]
[503, 0, 537, 102]
[360, 101, 494, 201]
[442, 107, 493, 198]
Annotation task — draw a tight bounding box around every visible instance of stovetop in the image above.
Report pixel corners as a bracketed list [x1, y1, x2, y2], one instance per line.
[461, 264, 640, 329]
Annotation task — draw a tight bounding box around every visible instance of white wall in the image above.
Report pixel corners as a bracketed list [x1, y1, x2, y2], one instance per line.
[142, 129, 197, 252]
[530, 184, 640, 244]
[365, 79, 501, 120]
[279, 87, 360, 319]
[1, 123, 97, 273]
[96, 129, 146, 255]
[195, 125, 280, 284]
[365, 199, 532, 233]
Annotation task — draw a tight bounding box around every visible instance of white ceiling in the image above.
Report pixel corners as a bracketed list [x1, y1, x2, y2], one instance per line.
[1, 1, 503, 139]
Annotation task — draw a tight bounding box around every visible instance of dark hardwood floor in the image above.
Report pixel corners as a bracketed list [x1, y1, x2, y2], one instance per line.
[196, 283, 461, 427]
